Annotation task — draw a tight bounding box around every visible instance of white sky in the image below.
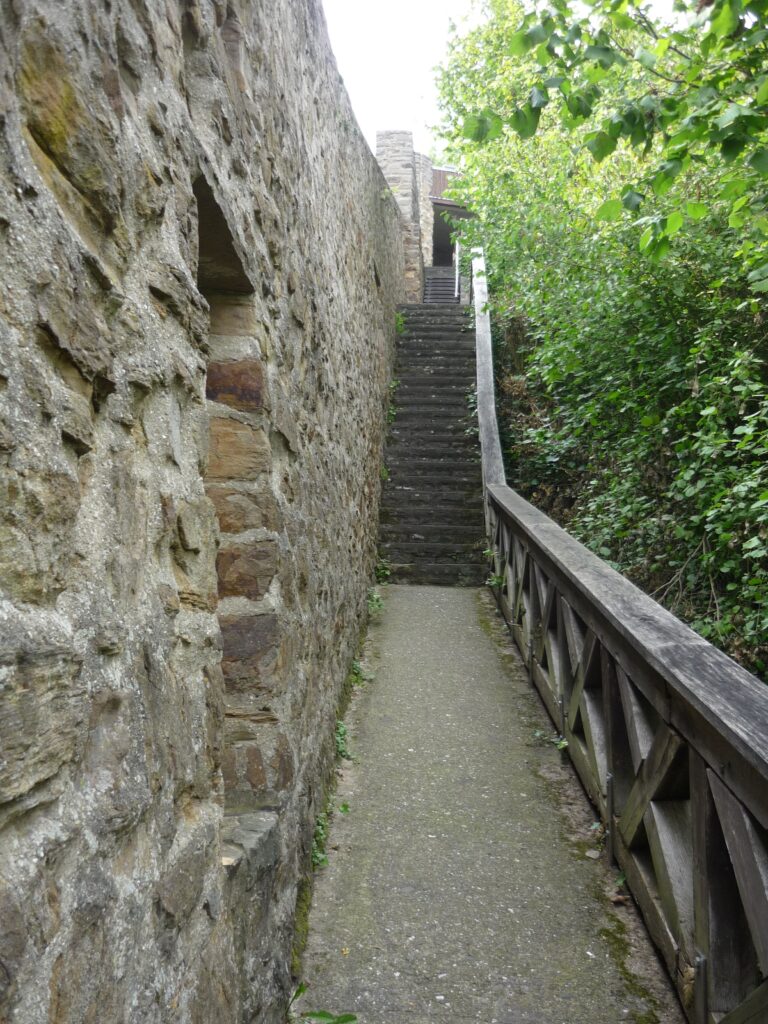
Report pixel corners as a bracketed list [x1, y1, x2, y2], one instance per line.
[320, 0, 678, 158]
[320, 0, 482, 156]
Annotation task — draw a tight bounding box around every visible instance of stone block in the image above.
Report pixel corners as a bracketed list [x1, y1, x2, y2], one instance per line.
[209, 294, 259, 336]
[18, 29, 120, 233]
[216, 539, 277, 600]
[207, 359, 265, 411]
[156, 820, 214, 925]
[220, 613, 279, 692]
[0, 649, 85, 804]
[207, 417, 271, 480]
[205, 484, 282, 533]
[0, 467, 80, 604]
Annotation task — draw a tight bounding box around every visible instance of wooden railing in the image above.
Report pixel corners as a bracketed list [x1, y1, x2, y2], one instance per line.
[472, 251, 768, 1024]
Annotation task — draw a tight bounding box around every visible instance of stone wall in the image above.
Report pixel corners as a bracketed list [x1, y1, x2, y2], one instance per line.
[416, 154, 435, 269]
[375, 131, 424, 302]
[0, 1, 404, 1021]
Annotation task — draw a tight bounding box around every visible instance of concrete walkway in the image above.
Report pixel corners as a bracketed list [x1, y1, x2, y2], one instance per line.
[300, 586, 682, 1024]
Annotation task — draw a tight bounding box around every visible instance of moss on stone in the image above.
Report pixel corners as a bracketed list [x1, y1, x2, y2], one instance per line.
[289, 622, 371, 979]
[599, 913, 662, 1024]
[291, 873, 313, 978]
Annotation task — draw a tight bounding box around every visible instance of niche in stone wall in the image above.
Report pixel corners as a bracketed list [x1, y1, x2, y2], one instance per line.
[194, 176, 283, 814]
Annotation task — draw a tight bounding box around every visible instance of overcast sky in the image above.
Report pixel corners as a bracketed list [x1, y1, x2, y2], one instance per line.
[320, 0, 678, 158]
[320, 0, 482, 157]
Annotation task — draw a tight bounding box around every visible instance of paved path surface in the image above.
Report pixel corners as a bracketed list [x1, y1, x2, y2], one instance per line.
[300, 586, 682, 1024]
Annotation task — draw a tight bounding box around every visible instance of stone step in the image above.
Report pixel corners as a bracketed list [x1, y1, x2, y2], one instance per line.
[388, 428, 475, 443]
[385, 457, 479, 473]
[399, 301, 469, 309]
[386, 458, 479, 472]
[396, 349, 475, 360]
[401, 327, 468, 337]
[380, 539, 483, 561]
[379, 505, 482, 526]
[386, 463, 480, 479]
[391, 401, 473, 414]
[399, 323, 469, 333]
[396, 360, 474, 373]
[393, 385, 473, 395]
[381, 521, 482, 540]
[391, 432, 481, 448]
[387, 563, 486, 586]
[400, 327, 469, 337]
[385, 441, 479, 458]
[396, 353, 474, 366]
[401, 307, 468, 315]
[397, 401, 475, 413]
[400, 320, 471, 329]
[382, 484, 481, 503]
[396, 353, 474, 362]
[395, 398, 470, 413]
[390, 420, 476, 435]
[394, 390, 473, 403]
[397, 335, 475, 348]
[400, 320, 469, 329]
[395, 372, 475, 386]
[395, 398, 471, 410]
[388, 454, 479, 469]
[387, 473, 482, 490]
[400, 317, 471, 326]
[388, 453, 480, 467]
[396, 333, 474, 344]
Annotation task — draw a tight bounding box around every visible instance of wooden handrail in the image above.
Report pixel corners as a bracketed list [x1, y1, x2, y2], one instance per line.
[471, 249, 505, 489]
[472, 253, 768, 1024]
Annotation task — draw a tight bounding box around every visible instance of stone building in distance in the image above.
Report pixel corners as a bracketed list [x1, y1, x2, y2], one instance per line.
[376, 130, 471, 303]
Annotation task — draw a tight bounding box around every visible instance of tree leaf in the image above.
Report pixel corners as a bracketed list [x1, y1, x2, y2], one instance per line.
[721, 135, 747, 162]
[710, 0, 741, 40]
[596, 198, 623, 221]
[634, 47, 657, 69]
[586, 131, 617, 162]
[639, 225, 655, 251]
[530, 86, 549, 110]
[462, 111, 502, 143]
[509, 104, 541, 139]
[584, 44, 621, 68]
[649, 236, 671, 261]
[509, 23, 551, 56]
[622, 189, 644, 211]
[715, 103, 747, 130]
[749, 148, 768, 174]
[686, 201, 708, 220]
[508, 29, 532, 57]
[666, 210, 684, 235]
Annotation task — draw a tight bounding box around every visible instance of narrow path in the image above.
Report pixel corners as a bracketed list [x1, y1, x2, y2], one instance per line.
[300, 586, 682, 1024]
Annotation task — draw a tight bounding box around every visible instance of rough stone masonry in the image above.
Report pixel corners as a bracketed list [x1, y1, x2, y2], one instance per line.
[0, 1, 405, 1020]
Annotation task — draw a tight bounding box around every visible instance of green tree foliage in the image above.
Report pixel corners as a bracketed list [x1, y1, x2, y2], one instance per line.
[438, 0, 768, 674]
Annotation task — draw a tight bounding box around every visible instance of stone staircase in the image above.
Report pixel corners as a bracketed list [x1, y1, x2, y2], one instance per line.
[423, 266, 459, 303]
[379, 302, 485, 585]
